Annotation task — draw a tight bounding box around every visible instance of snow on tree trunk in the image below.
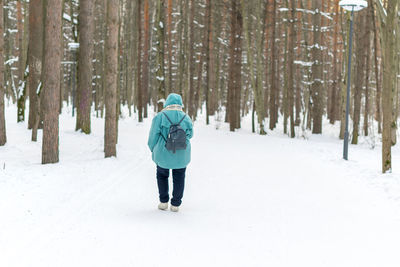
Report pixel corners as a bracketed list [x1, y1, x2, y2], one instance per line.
[155, 0, 166, 112]
[311, 0, 323, 134]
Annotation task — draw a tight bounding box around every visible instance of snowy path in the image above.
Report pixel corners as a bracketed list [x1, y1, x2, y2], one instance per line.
[1, 107, 400, 267]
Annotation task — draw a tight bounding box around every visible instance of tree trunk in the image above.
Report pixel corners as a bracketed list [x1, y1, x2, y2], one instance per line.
[288, 0, 296, 138]
[42, 0, 63, 164]
[294, 0, 302, 126]
[143, 0, 150, 118]
[76, 0, 95, 134]
[283, 3, 289, 135]
[268, 0, 277, 130]
[311, 0, 323, 134]
[137, 0, 143, 122]
[0, 0, 6, 146]
[339, 10, 350, 140]
[363, 5, 372, 136]
[329, 0, 340, 124]
[166, 0, 173, 94]
[156, 0, 166, 112]
[351, 10, 367, 144]
[371, 0, 382, 134]
[228, 0, 242, 131]
[205, 0, 212, 125]
[382, 0, 398, 173]
[16, 1, 28, 123]
[104, 0, 119, 158]
[28, 0, 43, 130]
[193, 2, 208, 121]
[188, 0, 195, 118]
[241, 0, 265, 134]
[30, 0, 44, 142]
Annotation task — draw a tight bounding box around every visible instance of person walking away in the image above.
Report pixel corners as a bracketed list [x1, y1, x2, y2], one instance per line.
[147, 93, 193, 212]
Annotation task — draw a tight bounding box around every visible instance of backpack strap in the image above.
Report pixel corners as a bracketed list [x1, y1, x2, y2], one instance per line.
[177, 114, 186, 126]
[160, 133, 167, 142]
[162, 112, 186, 126]
[162, 112, 173, 124]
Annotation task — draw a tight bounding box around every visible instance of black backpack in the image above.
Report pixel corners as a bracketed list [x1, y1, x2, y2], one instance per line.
[161, 112, 187, 153]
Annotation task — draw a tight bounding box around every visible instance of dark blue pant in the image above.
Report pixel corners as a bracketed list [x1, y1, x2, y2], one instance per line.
[156, 166, 186, 207]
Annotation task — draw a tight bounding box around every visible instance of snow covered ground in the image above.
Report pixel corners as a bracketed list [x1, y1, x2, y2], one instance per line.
[1, 105, 400, 267]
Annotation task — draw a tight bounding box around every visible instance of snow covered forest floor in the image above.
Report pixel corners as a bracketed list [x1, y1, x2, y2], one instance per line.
[1, 105, 400, 267]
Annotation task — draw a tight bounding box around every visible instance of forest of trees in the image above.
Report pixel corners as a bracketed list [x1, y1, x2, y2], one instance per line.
[0, 0, 399, 172]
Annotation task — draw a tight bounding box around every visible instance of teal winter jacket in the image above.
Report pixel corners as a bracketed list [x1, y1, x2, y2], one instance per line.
[147, 94, 193, 169]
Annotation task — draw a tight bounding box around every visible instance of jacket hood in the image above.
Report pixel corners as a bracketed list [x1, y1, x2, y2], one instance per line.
[164, 93, 183, 107]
